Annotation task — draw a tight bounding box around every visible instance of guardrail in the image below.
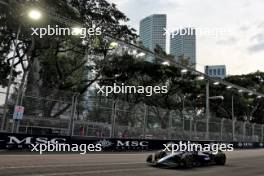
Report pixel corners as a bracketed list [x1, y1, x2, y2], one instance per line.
[0, 132, 263, 152]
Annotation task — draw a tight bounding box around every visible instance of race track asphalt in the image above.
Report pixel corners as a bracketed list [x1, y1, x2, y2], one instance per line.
[0, 149, 264, 176]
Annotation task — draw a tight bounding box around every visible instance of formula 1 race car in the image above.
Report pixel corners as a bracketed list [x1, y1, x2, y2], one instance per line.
[146, 150, 226, 168]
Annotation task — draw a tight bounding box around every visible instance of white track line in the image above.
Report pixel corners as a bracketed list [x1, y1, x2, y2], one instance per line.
[0, 153, 149, 157]
[24, 167, 154, 176]
[0, 162, 145, 170]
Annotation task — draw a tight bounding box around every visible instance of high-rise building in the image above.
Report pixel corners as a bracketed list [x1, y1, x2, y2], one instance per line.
[170, 28, 196, 68]
[139, 14, 167, 53]
[205, 65, 226, 79]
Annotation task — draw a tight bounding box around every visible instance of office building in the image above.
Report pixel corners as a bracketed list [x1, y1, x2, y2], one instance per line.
[139, 14, 167, 54]
[205, 65, 226, 79]
[170, 28, 196, 68]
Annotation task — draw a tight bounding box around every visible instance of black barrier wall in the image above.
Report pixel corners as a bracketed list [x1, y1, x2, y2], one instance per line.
[0, 133, 263, 151]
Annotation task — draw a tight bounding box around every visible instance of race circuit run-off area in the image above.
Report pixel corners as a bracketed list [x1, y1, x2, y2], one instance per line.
[0, 149, 264, 176]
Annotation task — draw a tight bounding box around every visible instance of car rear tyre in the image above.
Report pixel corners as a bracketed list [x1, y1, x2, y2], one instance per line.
[215, 154, 226, 165]
[183, 155, 194, 168]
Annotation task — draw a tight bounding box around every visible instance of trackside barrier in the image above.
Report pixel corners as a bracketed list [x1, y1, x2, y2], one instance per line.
[0, 132, 263, 151]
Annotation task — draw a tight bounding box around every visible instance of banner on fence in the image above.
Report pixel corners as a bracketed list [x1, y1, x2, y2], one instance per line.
[0, 133, 263, 151]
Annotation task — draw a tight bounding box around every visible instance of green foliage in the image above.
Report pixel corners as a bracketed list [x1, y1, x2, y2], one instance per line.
[200, 72, 264, 123]
[95, 52, 264, 125]
[0, 0, 136, 117]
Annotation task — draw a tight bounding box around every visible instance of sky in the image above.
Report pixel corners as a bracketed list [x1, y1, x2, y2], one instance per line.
[108, 0, 264, 75]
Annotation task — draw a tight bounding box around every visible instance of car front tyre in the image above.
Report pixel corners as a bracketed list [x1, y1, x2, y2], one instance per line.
[146, 154, 153, 163]
[154, 151, 167, 161]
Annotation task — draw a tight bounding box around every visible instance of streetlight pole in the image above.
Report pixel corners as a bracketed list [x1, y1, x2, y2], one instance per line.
[231, 95, 236, 141]
[205, 79, 224, 140]
[231, 95, 234, 119]
[205, 80, 210, 140]
[0, 2, 42, 131]
[1, 24, 21, 131]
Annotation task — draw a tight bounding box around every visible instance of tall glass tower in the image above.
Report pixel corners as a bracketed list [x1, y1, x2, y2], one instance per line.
[170, 28, 196, 68]
[139, 14, 167, 53]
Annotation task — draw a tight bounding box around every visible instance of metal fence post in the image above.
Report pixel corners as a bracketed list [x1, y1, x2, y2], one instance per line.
[142, 104, 148, 139]
[232, 118, 236, 141]
[189, 117, 193, 140]
[168, 111, 172, 139]
[193, 121, 197, 139]
[261, 125, 264, 141]
[220, 118, 225, 141]
[14, 81, 23, 133]
[68, 95, 75, 136]
[110, 99, 118, 138]
[68, 93, 79, 136]
[252, 123, 255, 141]
[243, 121, 246, 141]
[71, 93, 79, 136]
[11, 120, 15, 133]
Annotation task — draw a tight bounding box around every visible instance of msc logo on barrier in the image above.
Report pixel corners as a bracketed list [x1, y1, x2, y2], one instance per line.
[7, 136, 66, 145]
[96, 139, 113, 148]
[237, 142, 254, 148]
[116, 140, 149, 150]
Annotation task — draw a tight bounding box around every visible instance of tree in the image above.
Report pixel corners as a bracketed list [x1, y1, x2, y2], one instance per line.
[92, 52, 205, 128]
[0, 0, 136, 117]
[94, 51, 264, 127]
[210, 71, 264, 123]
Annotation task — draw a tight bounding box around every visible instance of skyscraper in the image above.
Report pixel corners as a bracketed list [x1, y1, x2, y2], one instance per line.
[170, 28, 196, 68]
[139, 14, 167, 53]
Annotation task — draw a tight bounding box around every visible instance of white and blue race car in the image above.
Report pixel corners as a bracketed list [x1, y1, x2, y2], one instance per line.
[146, 150, 226, 168]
